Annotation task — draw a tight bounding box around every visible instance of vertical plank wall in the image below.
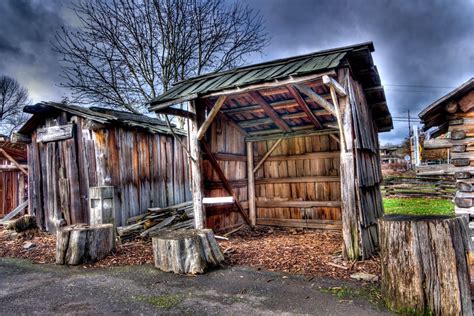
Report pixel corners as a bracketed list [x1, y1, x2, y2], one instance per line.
[202, 114, 342, 231]
[203, 115, 248, 230]
[0, 169, 23, 217]
[253, 135, 341, 228]
[28, 113, 191, 231]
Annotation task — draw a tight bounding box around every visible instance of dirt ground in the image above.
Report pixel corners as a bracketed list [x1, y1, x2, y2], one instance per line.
[0, 257, 392, 315]
[0, 226, 379, 280]
[219, 226, 380, 280]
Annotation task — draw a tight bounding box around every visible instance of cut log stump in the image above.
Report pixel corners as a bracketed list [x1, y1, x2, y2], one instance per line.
[152, 229, 224, 274]
[56, 224, 115, 265]
[379, 215, 472, 315]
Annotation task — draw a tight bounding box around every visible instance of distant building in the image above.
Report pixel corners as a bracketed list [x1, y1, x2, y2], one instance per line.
[380, 145, 408, 171]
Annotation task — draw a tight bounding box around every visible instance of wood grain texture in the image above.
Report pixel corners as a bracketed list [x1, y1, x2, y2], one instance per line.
[379, 215, 472, 315]
[27, 112, 191, 231]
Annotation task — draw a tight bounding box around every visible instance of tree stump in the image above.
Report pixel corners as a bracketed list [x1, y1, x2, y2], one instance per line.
[56, 224, 115, 265]
[152, 229, 224, 274]
[379, 215, 472, 315]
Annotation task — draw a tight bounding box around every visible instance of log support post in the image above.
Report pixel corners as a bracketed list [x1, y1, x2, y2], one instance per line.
[379, 215, 472, 314]
[328, 72, 361, 260]
[189, 100, 206, 229]
[246, 141, 256, 227]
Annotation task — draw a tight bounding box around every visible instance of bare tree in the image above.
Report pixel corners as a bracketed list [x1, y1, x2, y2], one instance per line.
[54, 0, 269, 113]
[0, 75, 30, 136]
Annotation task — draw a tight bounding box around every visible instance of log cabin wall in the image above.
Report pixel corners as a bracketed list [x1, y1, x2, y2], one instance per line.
[419, 80, 474, 244]
[26, 110, 191, 231]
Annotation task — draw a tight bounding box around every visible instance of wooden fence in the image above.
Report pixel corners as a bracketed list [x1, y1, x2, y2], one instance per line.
[382, 175, 455, 199]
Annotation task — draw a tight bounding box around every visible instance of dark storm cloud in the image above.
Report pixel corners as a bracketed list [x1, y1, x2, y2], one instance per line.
[1, 0, 472, 144]
[243, 0, 474, 144]
[0, 0, 69, 102]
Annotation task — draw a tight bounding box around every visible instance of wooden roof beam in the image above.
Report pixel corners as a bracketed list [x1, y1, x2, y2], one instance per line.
[202, 98, 248, 136]
[322, 75, 347, 97]
[245, 128, 339, 142]
[0, 148, 27, 175]
[294, 84, 336, 115]
[196, 96, 227, 140]
[287, 85, 323, 129]
[236, 110, 331, 129]
[154, 107, 196, 120]
[248, 91, 292, 132]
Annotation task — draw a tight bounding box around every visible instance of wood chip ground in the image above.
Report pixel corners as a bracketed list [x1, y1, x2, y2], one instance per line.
[218, 226, 381, 280]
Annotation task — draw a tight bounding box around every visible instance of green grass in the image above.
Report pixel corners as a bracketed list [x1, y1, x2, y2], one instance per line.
[383, 198, 454, 216]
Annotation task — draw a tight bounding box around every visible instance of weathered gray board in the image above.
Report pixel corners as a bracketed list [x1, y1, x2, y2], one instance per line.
[37, 124, 73, 143]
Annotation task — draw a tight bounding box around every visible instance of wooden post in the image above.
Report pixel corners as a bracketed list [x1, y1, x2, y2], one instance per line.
[189, 100, 206, 229]
[337, 74, 361, 260]
[18, 173, 25, 204]
[247, 142, 256, 227]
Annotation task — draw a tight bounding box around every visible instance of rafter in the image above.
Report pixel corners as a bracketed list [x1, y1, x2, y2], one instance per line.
[222, 95, 332, 115]
[248, 91, 292, 132]
[294, 84, 335, 115]
[287, 85, 322, 129]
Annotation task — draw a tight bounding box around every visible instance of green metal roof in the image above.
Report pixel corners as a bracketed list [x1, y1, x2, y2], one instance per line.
[149, 43, 369, 109]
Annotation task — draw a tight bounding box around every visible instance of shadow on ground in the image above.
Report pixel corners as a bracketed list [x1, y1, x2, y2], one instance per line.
[0, 258, 392, 315]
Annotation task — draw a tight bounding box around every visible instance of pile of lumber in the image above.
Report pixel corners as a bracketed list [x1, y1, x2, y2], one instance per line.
[117, 201, 194, 241]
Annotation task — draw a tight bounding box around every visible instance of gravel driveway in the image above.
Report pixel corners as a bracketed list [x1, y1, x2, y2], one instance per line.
[0, 258, 392, 315]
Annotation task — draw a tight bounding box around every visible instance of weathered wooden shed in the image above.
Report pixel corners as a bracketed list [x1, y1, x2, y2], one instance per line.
[419, 77, 474, 235]
[17, 102, 191, 231]
[149, 42, 393, 259]
[0, 135, 27, 218]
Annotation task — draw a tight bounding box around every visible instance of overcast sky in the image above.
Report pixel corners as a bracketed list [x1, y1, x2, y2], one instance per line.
[0, 0, 473, 144]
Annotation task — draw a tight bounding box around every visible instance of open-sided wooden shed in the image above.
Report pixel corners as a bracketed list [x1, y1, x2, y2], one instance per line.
[0, 135, 27, 218]
[149, 42, 393, 259]
[17, 102, 191, 231]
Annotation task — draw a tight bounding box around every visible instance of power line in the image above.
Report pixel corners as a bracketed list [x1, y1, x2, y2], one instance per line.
[384, 84, 455, 89]
[385, 89, 448, 94]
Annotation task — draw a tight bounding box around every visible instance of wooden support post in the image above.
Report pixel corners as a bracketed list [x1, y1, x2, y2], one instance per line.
[329, 133, 340, 144]
[197, 96, 227, 140]
[18, 173, 25, 205]
[253, 138, 283, 173]
[189, 100, 206, 229]
[247, 142, 256, 227]
[324, 77, 347, 151]
[337, 73, 361, 260]
[201, 140, 251, 226]
[0, 148, 28, 175]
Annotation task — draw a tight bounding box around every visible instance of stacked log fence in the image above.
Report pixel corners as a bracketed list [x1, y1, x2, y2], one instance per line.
[382, 176, 456, 200]
[382, 175, 455, 199]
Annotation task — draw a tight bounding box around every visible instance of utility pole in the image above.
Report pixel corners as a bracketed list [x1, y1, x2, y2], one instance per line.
[408, 110, 412, 169]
